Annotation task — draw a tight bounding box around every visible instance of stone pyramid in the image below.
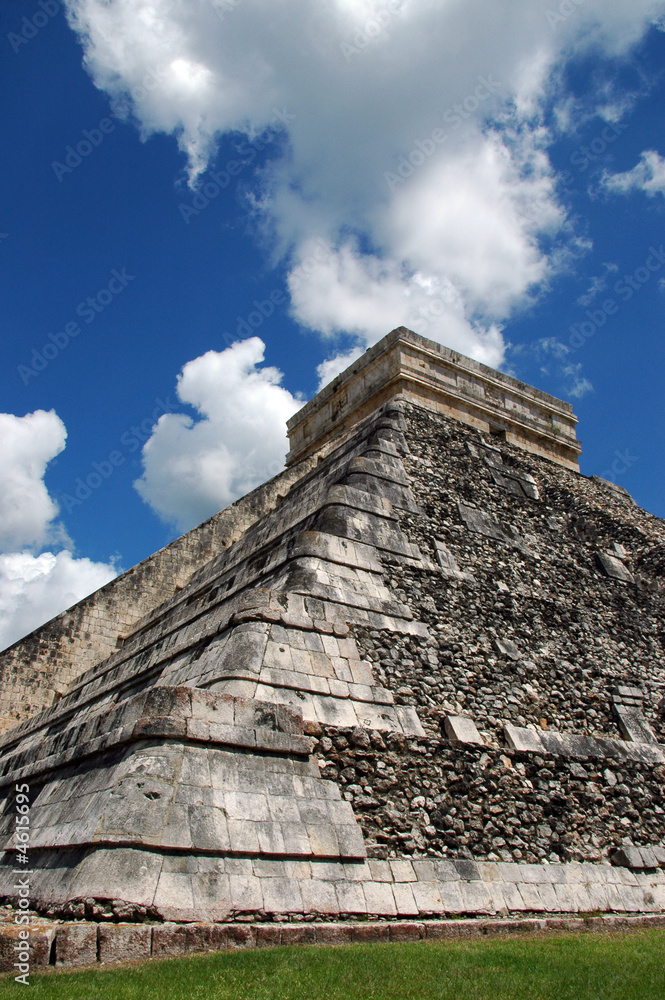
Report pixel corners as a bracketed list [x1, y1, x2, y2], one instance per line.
[1, 327, 664, 931]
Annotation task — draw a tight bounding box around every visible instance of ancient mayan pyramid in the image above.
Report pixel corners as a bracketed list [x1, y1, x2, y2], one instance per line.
[1, 326, 664, 937]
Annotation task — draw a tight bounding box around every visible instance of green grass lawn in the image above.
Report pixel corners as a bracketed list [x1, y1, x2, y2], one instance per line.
[1, 928, 664, 1000]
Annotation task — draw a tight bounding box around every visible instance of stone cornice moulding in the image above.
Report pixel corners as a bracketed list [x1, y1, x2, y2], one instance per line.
[287, 327, 582, 470]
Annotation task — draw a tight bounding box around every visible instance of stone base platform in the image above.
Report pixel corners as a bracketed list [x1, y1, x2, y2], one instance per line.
[2, 858, 664, 971]
[5, 856, 664, 926]
[2, 912, 664, 972]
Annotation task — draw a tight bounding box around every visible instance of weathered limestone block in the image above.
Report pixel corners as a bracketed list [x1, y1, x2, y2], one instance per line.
[443, 715, 485, 746]
[433, 540, 475, 583]
[97, 923, 152, 964]
[55, 923, 98, 967]
[323, 484, 397, 520]
[494, 638, 522, 660]
[342, 470, 420, 513]
[611, 845, 665, 870]
[483, 449, 540, 500]
[611, 686, 657, 744]
[311, 507, 430, 567]
[504, 723, 544, 753]
[161, 622, 270, 689]
[597, 551, 634, 583]
[457, 501, 510, 542]
[0, 923, 55, 972]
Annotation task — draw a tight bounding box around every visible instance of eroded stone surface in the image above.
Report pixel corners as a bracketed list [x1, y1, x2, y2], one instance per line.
[443, 716, 485, 746]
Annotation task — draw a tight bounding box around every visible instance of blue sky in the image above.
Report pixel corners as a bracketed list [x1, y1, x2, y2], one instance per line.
[1, 0, 664, 649]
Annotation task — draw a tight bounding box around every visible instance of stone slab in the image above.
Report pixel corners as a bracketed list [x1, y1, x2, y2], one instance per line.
[0, 923, 55, 972]
[504, 723, 544, 752]
[444, 715, 485, 746]
[98, 923, 152, 964]
[597, 552, 634, 583]
[55, 923, 98, 967]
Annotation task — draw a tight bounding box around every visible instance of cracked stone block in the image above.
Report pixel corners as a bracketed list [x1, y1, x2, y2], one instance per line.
[613, 685, 645, 703]
[98, 924, 152, 964]
[597, 552, 634, 583]
[613, 706, 657, 744]
[434, 539, 461, 575]
[0, 924, 55, 972]
[610, 686, 657, 744]
[443, 715, 485, 746]
[493, 638, 521, 660]
[457, 501, 533, 554]
[452, 860, 481, 880]
[482, 449, 503, 468]
[517, 478, 539, 500]
[433, 540, 475, 582]
[484, 449, 539, 499]
[639, 847, 660, 869]
[504, 724, 544, 753]
[490, 468, 524, 497]
[392, 881, 418, 916]
[491, 469, 538, 500]
[611, 846, 656, 870]
[457, 502, 510, 542]
[55, 923, 98, 967]
[460, 881, 494, 913]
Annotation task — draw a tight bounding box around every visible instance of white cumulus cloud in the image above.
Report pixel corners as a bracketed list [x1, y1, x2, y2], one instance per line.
[0, 410, 67, 551]
[133, 337, 302, 530]
[62, 0, 665, 366]
[288, 236, 506, 368]
[0, 410, 117, 651]
[602, 150, 665, 197]
[0, 551, 116, 651]
[315, 346, 364, 391]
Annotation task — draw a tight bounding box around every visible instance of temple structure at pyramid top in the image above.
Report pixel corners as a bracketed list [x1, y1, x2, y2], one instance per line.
[287, 327, 581, 471]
